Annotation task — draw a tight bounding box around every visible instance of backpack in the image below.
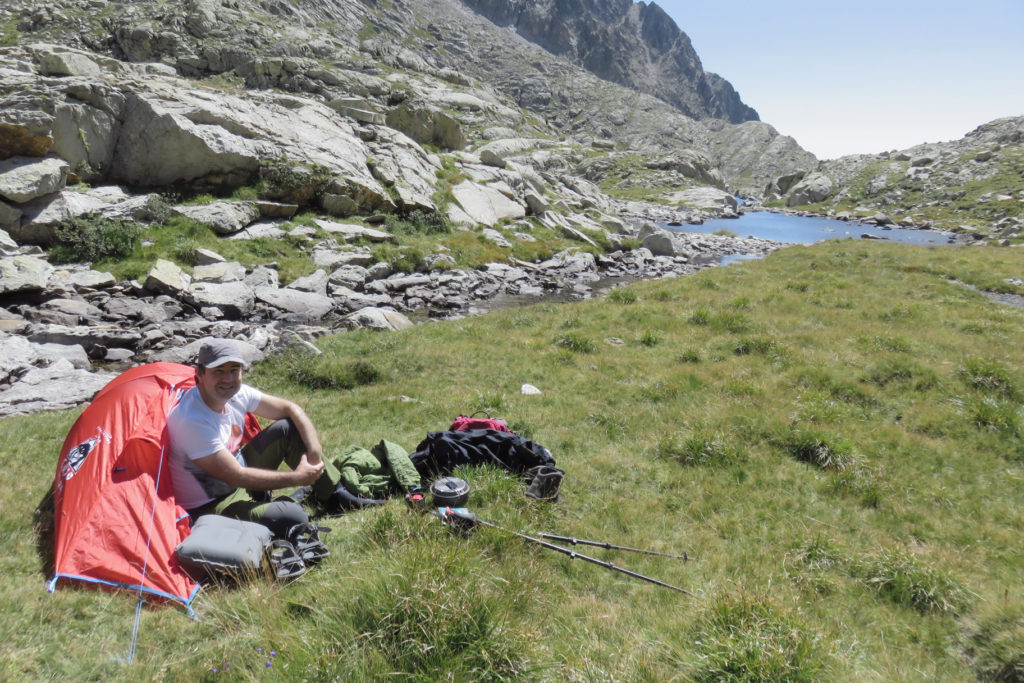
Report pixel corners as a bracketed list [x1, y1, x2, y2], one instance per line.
[449, 411, 513, 433]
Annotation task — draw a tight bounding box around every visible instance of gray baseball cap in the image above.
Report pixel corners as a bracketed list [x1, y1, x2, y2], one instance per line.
[197, 338, 248, 368]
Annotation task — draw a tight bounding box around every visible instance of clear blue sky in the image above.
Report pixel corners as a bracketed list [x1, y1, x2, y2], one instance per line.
[655, 0, 1024, 159]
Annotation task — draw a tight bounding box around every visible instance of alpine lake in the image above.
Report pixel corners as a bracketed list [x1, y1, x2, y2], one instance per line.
[678, 209, 959, 265]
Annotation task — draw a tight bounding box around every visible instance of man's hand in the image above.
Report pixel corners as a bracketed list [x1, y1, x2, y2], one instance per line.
[294, 454, 325, 485]
[194, 449, 324, 490]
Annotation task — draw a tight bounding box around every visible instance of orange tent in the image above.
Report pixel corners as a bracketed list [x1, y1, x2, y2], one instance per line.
[48, 362, 201, 611]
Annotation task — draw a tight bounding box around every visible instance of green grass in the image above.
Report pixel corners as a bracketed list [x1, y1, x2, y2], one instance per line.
[6, 240, 1024, 679]
[86, 202, 602, 282]
[0, 20, 19, 46]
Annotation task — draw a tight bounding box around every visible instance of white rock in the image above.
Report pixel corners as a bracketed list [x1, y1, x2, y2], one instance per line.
[450, 180, 526, 227]
[0, 156, 70, 203]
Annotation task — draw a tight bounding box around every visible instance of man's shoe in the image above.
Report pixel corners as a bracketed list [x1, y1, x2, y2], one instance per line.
[324, 484, 387, 513]
[525, 466, 565, 501]
[287, 522, 331, 564]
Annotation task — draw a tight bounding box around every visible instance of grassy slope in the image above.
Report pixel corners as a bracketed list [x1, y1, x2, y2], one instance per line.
[3, 240, 1024, 680]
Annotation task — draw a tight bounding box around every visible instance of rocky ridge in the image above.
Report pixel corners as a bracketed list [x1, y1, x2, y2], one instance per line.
[762, 117, 1024, 239]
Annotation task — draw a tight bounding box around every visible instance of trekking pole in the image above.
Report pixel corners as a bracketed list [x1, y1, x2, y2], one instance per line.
[535, 533, 691, 561]
[440, 508, 696, 597]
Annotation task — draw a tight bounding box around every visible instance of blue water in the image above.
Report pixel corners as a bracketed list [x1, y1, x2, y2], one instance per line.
[668, 211, 956, 246]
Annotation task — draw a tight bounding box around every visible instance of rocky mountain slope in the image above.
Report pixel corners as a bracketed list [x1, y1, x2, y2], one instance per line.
[0, 0, 811, 194]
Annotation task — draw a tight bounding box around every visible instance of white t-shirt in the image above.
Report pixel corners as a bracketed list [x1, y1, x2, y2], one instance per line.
[167, 383, 263, 510]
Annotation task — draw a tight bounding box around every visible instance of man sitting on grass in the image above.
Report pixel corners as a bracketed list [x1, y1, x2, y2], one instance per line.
[167, 337, 379, 536]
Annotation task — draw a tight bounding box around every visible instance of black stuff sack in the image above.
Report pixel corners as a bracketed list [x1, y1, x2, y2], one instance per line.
[409, 429, 555, 477]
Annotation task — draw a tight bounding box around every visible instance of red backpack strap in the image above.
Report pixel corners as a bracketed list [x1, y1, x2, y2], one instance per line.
[242, 412, 263, 443]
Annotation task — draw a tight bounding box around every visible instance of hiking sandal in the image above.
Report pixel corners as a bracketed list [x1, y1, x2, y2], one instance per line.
[525, 466, 565, 501]
[287, 523, 331, 564]
[266, 539, 307, 581]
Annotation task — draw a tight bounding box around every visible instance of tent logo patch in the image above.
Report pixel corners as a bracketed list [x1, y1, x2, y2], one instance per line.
[62, 437, 98, 481]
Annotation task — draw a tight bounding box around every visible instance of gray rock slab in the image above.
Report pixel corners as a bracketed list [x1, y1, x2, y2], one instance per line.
[341, 307, 413, 331]
[287, 269, 329, 295]
[666, 187, 738, 213]
[313, 219, 395, 243]
[25, 323, 143, 352]
[102, 296, 172, 323]
[537, 250, 597, 274]
[379, 273, 431, 291]
[58, 267, 117, 291]
[0, 156, 69, 203]
[450, 180, 526, 227]
[193, 248, 226, 265]
[37, 49, 102, 77]
[145, 258, 192, 295]
[482, 228, 512, 248]
[186, 280, 256, 317]
[193, 261, 246, 282]
[0, 358, 114, 417]
[244, 265, 280, 289]
[41, 298, 105, 320]
[229, 220, 288, 240]
[104, 348, 137, 362]
[641, 230, 678, 256]
[0, 335, 40, 381]
[312, 245, 374, 269]
[96, 193, 167, 223]
[288, 226, 317, 239]
[255, 201, 299, 218]
[173, 201, 261, 235]
[254, 286, 335, 322]
[328, 286, 393, 312]
[36, 341, 91, 369]
[1, 255, 55, 294]
[328, 264, 369, 288]
[786, 172, 834, 206]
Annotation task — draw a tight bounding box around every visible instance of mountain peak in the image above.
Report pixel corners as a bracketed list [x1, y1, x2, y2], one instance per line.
[458, 0, 759, 124]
